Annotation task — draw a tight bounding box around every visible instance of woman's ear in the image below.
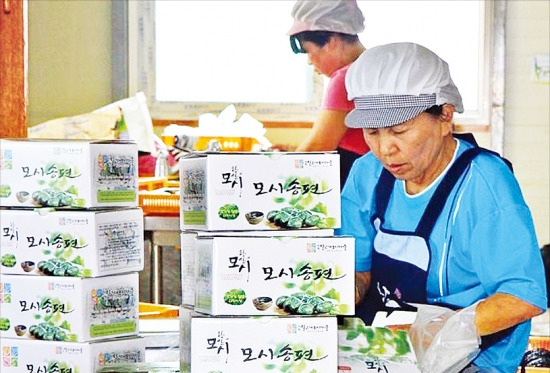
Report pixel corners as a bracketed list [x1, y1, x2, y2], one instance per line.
[440, 104, 455, 124]
[439, 104, 455, 135]
[326, 35, 338, 50]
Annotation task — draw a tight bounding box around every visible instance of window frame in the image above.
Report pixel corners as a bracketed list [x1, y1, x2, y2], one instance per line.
[127, 0, 324, 123]
[119, 0, 505, 151]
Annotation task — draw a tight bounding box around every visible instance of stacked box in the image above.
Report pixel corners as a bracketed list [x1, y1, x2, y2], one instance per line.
[179, 152, 341, 231]
[180, 229, 335, 307]
[337, 317, 419, 372]
[178, 152, 348, 372]
[193, 235, 355, 316]
[0, 273, 139, 342]
[0, 336, 146, 372]
[190, 315, 338, 373]
[0, 139, 146, 371]
[0, 208, 144, 277]
[0, 139, 138, 209]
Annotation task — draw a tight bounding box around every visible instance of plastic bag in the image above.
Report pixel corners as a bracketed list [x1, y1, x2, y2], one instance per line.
[410, 303, 481, 373]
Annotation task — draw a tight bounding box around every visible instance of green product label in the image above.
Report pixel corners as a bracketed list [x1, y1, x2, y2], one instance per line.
[0, 185, 11, 198]
[196, 295, 212, 311]
[183, 210, 206, 225]
[90, 320, 137, 338]
[97, 189, 136, 203]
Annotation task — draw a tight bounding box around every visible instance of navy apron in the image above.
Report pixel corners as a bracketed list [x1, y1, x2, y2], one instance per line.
[356, 147, 484, 324]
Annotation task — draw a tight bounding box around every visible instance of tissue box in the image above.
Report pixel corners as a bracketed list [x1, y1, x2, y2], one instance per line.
[180, 229, 335, 307]
[0, 139, 138, 209]
[179, 152, 340, 231]
[0, 273, 139, 342]
[0, 208, 144, 277]
[0, 336, 146, 372]
[191, 315, 338, 373]
[193, 235, 355, 316]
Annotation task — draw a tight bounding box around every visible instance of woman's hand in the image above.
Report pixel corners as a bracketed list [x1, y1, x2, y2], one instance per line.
[355, 271, 371, 304]
[410, 303, 480, 373]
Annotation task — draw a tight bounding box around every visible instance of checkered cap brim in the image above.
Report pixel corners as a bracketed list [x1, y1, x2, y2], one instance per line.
[345, 94, 437, 128]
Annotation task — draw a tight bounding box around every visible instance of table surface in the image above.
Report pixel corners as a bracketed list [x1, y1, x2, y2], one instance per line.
[144, 215, 180, 232]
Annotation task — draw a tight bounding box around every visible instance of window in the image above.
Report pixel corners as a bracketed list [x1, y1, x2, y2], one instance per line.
[127, 0, 497, 126]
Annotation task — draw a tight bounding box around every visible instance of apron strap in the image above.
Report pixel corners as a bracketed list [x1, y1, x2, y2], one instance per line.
[374, 167, 396, 218]
[454, 132, 513, 172]
[415, 147, 483, 238]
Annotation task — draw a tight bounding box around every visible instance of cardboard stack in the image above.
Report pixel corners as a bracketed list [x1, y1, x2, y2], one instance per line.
[0, 139, 146, 372]
[177, 152, 354, 372]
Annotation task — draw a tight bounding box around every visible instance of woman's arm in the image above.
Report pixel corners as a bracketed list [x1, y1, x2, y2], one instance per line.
[475, 293, 544, 336]
[296, 109, 349, 151]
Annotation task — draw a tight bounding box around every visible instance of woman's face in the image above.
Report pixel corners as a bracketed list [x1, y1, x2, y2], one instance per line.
[362, 110, 454, 192]
[301, 40, 340, 77]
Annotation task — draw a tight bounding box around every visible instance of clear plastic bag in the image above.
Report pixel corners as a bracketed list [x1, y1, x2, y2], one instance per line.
[410, 303, 481, 373]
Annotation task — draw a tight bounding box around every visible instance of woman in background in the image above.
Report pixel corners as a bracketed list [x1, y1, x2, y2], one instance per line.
[288, 0, 369, 188]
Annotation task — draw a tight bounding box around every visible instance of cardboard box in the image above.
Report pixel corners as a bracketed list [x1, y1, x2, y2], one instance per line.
[0, 273, 139, 342]
[179, 305, 194, 373]
[0, 208, 144, 277]
[138, 316, 180, 365]
[0, 336, 146, 372]
[337, 317, 419, 373]
[0, 139, 138, 209]
[179, 152, 340, 231]
[180, 229, 335, 307]
[191, 315, 338, 373]
[193, 235, 355, 316]
[180, 232, 197, 308]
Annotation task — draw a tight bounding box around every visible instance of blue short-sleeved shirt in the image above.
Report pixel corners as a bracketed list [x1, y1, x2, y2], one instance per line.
[337, 139, 548, 371]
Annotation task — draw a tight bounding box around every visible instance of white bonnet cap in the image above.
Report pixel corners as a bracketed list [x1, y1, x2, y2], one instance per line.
[345, 42, 463, 129]
[288, 0, 365, 36]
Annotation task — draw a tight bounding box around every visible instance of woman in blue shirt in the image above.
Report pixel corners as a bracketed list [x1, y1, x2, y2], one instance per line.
[339, 42, 547, 372]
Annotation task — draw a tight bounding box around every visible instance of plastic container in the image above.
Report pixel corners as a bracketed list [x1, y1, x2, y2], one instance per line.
[139, 302, 180, 319]
[138, 177, 168, 191]
[138, 188, 179, 216]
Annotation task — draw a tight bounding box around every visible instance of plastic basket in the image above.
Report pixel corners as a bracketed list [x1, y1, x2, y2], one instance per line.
[528, 336, 550, 351]
[139, 189, 180, 216]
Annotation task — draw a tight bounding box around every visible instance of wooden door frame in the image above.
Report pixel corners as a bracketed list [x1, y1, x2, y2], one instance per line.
[0, 0, 27, 138]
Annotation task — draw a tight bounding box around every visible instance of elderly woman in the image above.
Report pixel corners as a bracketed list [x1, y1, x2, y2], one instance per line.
[339, 42, 547, 371]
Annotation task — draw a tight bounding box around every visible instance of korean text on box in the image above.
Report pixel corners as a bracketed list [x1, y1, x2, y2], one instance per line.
[191, 315, 338, 373]
[0, 336, 146, 373]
